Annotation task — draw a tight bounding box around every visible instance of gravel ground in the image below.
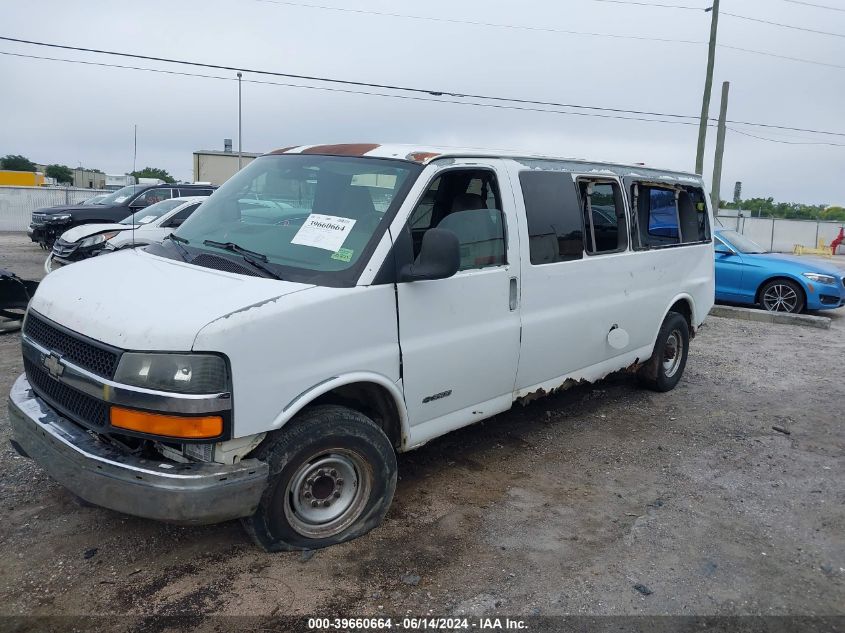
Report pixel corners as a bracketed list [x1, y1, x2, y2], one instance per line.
[0, 233, 842, 626]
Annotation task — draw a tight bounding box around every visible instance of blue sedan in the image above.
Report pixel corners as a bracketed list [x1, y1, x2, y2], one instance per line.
[715, 229, 845, 313]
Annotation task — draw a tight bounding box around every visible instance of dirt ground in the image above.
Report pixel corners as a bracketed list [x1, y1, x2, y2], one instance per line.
[0, 233, 843, 626]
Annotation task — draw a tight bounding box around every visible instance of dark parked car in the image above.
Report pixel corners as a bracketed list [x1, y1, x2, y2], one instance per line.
[28, 183, 216, 248]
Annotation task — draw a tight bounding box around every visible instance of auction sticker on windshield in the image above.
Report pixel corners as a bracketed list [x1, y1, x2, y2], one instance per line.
[291, 214, 356, 252]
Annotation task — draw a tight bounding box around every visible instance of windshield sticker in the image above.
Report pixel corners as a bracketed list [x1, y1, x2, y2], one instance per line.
[137, 215, 157, 224]
[330, 247, 354, 262]
[291, 214, 357, 252]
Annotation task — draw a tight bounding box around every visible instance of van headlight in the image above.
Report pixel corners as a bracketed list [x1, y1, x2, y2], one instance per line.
[803, 272, 836, 285]
[114, 353, 228, 394]
[79, 231, 120, 248]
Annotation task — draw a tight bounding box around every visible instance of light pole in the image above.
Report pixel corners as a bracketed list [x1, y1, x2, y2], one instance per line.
[237, 72, 243, 171]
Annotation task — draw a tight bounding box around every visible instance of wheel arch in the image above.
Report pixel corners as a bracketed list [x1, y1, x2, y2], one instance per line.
[269, 373, 409, 451]
[755, 275, 807, 307]
[657, 293, 696, 339]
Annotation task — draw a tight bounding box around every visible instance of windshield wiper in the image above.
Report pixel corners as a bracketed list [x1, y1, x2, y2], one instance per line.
[164, 233, 191, 261]
[202, 240, 284, 280]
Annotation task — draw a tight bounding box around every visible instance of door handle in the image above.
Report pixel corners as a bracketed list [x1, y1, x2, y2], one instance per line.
[509, 277, 518, 311]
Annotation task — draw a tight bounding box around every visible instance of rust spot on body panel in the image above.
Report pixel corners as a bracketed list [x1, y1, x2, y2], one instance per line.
[266, 146, 300, 155]
[406, 151, 442, 164]
[300, 143, 381, 156]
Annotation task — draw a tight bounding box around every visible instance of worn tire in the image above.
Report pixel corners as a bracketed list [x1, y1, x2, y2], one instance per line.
[759, 278, 805, 314]
[242, 405, 397, 552]
[638, 311, 690, 392]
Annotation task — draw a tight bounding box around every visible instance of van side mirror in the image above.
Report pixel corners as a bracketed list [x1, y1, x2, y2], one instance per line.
[399, 228, 460, 282]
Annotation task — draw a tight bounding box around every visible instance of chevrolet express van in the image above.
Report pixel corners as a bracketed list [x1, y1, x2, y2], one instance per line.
[9, 144, 714, 551]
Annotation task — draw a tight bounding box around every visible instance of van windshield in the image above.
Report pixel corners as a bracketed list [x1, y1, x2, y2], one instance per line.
[173, 154, 419, 284]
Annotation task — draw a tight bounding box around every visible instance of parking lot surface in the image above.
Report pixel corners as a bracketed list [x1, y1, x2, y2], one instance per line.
[0, 234, 842, 623]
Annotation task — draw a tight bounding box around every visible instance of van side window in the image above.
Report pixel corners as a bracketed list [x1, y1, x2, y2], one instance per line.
[632, 183, 710, 248]
[406, 170, 506, 271]
[578, 180, 627, 254]
[648, 188, 680, 240]
[519, 171, 583, 265]
[681, 186, 711, 242]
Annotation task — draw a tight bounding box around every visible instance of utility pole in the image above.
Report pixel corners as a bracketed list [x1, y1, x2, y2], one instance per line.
[237, 72, 243, 171]
[711, 81, 730, 213]
[695, 0, 720, 175]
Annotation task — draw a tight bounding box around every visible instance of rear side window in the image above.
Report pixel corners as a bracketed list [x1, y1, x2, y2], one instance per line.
[578, 180, 627, 254]
[519, 171, 583, 265]
[632, 183, 710, 248]
[180, 188, 213, 197]
[648, 189, 679, 239]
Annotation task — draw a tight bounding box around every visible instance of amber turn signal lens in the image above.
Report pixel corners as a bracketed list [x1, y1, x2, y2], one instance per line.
[110, 406, 223, 439]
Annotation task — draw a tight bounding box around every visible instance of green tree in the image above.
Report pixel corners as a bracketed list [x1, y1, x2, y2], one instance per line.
[0, 154, 36, 171]
[45, 164, 73, 184]
[821, 206, 845, 222]
[131, 167, 175, 184]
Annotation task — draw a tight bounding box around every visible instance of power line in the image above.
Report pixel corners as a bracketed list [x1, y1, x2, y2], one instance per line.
[249, 0, 844, 70]
[252, 0, 706, 43]
[2, 36, 844, 138]
[0, 50, 716, 128]
[780, 0, 845, 12]
[728, 126, 845, 147]
[722, 11, 845, 38]
[720, 44, 845, 70]
[586, 0, 704, 9]
[0, 36, 705, 119]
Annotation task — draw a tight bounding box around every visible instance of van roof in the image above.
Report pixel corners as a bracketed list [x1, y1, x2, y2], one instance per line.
[264, 143, 702, 180]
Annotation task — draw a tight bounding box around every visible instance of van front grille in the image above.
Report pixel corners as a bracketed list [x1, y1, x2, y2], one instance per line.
[24, 357, 109, 429]
[24, 312, 120, 378]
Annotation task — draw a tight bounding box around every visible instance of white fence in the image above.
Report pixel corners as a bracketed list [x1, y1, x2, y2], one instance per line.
[0, 186, 110, 231]
[715, 213, 845, 254]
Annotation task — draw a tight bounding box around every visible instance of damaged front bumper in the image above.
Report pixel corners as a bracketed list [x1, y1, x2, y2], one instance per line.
[8, 374, 269, 525]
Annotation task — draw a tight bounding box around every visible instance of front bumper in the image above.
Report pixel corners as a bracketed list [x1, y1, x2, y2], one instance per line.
[806, 282, 845, 310]
[8, 374, 269, 525]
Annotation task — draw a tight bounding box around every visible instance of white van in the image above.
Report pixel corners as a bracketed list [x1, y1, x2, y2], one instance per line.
[9, 144, 714, 551]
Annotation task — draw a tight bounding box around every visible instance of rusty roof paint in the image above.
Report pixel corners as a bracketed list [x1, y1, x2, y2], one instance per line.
[406, 151, 442, 164]
[265, 146, 300, 155]
[300, 143, 381, 157]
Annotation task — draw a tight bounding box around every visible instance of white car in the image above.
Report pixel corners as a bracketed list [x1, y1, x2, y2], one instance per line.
[44, 197, 206, 273]
[11, 144, 715, 551]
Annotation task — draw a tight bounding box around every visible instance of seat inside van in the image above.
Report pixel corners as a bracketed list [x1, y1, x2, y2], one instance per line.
[408, 170, 506, 270]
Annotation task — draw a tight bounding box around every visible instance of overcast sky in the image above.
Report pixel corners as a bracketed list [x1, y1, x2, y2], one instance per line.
[1, 0, 843, 204]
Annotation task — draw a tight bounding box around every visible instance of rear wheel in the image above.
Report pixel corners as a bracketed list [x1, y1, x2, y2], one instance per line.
[639, 311, 690, 392]
[243, 405, 397, 552]
[759, 279, 804, 313]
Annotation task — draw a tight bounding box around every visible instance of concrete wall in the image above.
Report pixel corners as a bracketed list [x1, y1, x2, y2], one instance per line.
[0, 186, 109, 231]
[716, 214, 845, 254]
[193, 153, 258, 186]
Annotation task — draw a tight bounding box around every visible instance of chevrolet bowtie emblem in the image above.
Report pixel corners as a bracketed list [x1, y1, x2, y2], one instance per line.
[42, 353, 64, 378]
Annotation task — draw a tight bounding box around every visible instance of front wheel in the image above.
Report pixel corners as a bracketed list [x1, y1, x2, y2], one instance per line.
[759, 279, 804, 313]
[243, 405, 397, 552]
[638, 311, 690, 392]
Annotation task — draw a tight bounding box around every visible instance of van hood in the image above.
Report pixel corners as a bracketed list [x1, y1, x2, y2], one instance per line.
[61, 223, 130, 243]
[29, 249, 314, 351]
